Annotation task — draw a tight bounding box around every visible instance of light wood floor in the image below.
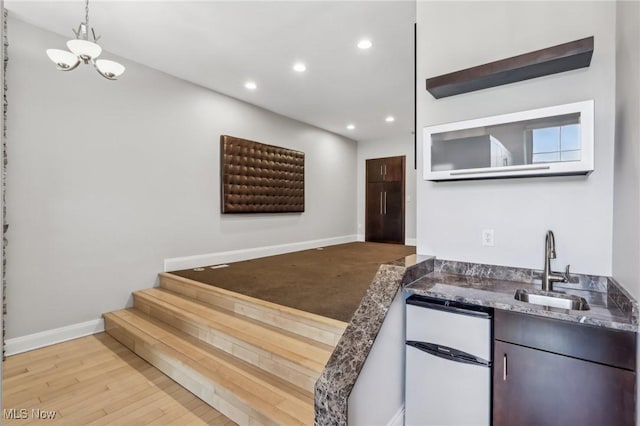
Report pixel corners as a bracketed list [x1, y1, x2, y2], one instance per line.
[2, 333, 236, 425]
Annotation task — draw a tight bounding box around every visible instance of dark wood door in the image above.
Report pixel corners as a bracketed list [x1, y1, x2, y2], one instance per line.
[382, 156, 404, 182]
[366, 158, 385, 182]
[365, 182, 385, 242]
[493, 340, 636, 426]
[366, 157, 404, 183]
[382, 181, 404, 243]
[365, 156, 405, 244]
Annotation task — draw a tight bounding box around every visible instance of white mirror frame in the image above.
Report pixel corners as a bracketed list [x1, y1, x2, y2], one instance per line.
[423, 100, 594, 181]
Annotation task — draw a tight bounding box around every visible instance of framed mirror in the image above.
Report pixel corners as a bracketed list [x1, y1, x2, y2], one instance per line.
[423, 100, 594, 181]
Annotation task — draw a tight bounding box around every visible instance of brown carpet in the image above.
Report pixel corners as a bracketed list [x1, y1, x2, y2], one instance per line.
[170, 242, 416, 322]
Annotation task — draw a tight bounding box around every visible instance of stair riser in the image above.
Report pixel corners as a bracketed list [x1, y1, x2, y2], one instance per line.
[104, 316, 278, 426]
[134, 295, 319, 393]
[159, 275, 344, 346]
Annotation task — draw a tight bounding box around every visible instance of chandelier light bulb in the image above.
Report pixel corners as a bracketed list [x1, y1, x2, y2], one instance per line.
[95, 59, 126, 80]
[46, 49, 80, 70]
[67, 39, 102, 62]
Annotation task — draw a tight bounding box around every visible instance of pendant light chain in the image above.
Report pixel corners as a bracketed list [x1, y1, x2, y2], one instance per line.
[85, 0, 90, 27]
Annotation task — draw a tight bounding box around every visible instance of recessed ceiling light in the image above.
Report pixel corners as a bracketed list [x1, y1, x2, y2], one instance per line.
[357, 39, 373, 49]
[293, 62, 306, 72]
[244, 81, 257, 90]
[347, 124, 355, 130]
[385, 116, 395, 123]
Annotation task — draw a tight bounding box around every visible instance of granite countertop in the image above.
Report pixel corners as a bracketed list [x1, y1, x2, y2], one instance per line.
[405, 269, 638, 332]
[316, 256, 638, 425]
[315, 254, 434, 426]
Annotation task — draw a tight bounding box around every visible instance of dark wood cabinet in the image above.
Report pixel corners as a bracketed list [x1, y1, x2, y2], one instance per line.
[366, 158, 386, 182]
[365, 156, 405, 244]
[493, 310, 636, 426]
[366, 156, 404, 183]
[365, 182, 385, 242]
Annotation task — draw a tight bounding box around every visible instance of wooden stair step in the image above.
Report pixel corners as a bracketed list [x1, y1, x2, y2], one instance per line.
[104, 309, 314, 426]
[138, 288, 333, 366]
[159, 272, 347, 346]
[134, 288, 332, 392]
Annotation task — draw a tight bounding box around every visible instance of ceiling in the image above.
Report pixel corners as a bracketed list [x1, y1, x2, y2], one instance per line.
[6, 0, 416, 142]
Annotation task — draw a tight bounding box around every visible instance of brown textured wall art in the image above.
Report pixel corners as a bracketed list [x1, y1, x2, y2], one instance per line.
[220, 135, 305, 213]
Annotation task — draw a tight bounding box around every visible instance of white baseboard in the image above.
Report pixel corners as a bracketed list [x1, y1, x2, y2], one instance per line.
[5, 318, 105, 356]
[387, 405, 405, 426]
[164, 234, 358, 272]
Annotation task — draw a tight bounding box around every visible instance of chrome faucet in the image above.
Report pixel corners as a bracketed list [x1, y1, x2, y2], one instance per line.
[542, 230, 570, 292]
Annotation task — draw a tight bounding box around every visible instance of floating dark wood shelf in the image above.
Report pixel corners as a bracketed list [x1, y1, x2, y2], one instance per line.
[426, 36, 594, 99]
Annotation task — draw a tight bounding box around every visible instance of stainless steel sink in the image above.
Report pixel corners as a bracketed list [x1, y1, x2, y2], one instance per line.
[514, 288, 590, 311]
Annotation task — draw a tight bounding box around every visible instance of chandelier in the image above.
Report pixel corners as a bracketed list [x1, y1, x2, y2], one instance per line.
[46, 0, 125, 80]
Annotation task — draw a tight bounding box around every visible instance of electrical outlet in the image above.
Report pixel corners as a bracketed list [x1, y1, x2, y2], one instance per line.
[482, 229, 494, 246]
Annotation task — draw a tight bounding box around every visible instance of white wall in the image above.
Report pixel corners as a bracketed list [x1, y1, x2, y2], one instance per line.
[613, 8, 640, 423]
[348, 290, 405, 426]
[416, 1, 616, 275]
[357, 135, 417, 245]
[6, 17, 357, 339]
[613, 0, 640, 300]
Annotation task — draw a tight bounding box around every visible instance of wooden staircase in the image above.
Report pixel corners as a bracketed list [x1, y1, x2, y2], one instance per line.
[103, 272, 347, 426]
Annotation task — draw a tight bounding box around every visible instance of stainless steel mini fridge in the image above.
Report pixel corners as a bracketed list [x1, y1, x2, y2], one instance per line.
[405, 295, 493, 426]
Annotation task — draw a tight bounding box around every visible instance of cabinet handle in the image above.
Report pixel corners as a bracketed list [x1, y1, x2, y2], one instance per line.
[503, 354, 507, 381]
[383, 163, 387, 176]
[380, 192, 383, 215]
[380, 164, 383, 176]
[383, 192, 387, 214]
[449, 165, 550, 176]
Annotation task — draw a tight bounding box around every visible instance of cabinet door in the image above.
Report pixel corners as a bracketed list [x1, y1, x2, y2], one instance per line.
[366, 159, 385, 182]
[493, 340, 636, 426]
[381, 182, 404, 243]
[383, 156, 404, 182]
[365, 182, 384, 242]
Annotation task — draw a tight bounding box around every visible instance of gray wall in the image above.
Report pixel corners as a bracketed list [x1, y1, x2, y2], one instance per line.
[6, 17, 357, 338]
[613, 0, 640, 300]
[1, 0, 4, 399]
[416, 1, 616, 275]
[356, 135, 417, 244]
[612, 5, 640, 421]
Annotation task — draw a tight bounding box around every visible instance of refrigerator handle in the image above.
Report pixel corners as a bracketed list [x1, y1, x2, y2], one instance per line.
[407, 341, 491, 367]
[406, 296, 492, 318]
